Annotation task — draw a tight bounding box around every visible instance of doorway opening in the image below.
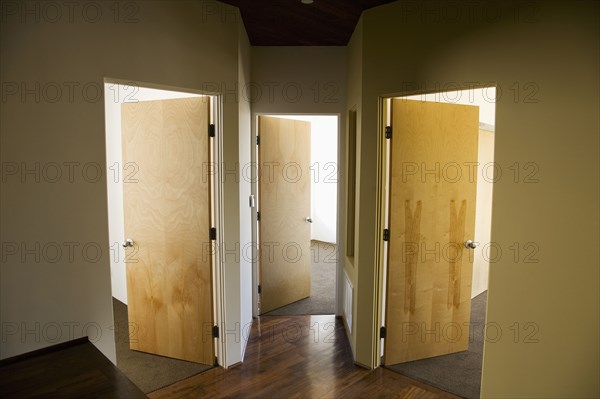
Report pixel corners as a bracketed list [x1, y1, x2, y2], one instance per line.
[103, 80, 223, 393]
[379, 87, 496, 399]
[254, 114, 339, 316]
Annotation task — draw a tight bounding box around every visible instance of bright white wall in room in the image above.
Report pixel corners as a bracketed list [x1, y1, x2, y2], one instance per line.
[270, 115, 338, 244]
[104, 83, 203, 305]
[473, 129, 495, 298]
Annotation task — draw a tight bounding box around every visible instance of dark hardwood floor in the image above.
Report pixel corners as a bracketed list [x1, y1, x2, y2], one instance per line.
[149, 315, 460, 399]
[0, 337, 146, 398]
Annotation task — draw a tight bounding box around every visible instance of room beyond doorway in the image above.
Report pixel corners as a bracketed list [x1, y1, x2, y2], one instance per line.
[254, 114, 339, 316]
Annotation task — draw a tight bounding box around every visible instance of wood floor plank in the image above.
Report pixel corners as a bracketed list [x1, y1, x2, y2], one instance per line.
[149, 315, 460, 399]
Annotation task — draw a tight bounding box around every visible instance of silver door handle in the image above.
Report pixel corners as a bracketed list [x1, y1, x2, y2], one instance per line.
[122, 239, 134, 248]
[465, 240, 478, 249]
[305, 217, 313, 223]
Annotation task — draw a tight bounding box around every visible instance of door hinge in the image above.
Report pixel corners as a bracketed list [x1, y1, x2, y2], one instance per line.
[257, 211, 260, 221]
[383, 229, 390, 242]
[208, 124, 215, 138]
[385, 126, 392, 139]
[258, 285, 262, 294]
[256, 136, 260, 145]
[212, 325, 219, 338]
[380, 326, 387, 339]
[209, 227, 217, 240]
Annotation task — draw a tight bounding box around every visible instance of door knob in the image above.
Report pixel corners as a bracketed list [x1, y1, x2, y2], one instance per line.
[305, 217, 313, 223]
[465, 240, 478, 249]
[122, 239, 134, 248]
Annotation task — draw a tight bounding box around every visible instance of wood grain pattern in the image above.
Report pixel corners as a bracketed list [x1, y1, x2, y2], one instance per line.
[148, 315, 460, 399]
[122, 97, 214, 365]
[448, 199, 467, 308]
[404, 199, 422, 314]
[258, 116, 312, 314]
[385, 99, 479, 364]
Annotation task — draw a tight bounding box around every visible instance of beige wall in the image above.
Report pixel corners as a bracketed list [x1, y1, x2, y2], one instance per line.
[0, 0, 250, 366]
[348, 0, 599, 396]
[250, 46, 347, 116]
[344, 17, 363, 360]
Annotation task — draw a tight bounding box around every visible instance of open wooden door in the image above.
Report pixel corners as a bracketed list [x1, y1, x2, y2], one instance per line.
[258, 116, 311, 314]
[121, 97, 214, 365]
[384, 99, 479, 364]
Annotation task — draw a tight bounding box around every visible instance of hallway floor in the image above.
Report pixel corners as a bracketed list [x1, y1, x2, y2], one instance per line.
[149, 315, 459, 399]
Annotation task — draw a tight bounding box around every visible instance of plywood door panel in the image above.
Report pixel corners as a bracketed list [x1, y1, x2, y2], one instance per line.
[122, 97, 213, 365]
[384, 100, 479, 364]
[258, 116, 311, 314]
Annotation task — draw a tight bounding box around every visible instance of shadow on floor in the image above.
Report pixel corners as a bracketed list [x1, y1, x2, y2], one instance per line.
[112, 298, 212, 393]
[386, 291, 487, 399]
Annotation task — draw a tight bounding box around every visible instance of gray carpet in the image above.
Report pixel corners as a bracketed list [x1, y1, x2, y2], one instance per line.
[264, 241, 337, 315]
[112, 298, 212, 393]
[387, 291, 487, 399]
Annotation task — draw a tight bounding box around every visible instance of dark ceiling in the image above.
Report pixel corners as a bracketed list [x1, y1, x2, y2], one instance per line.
[219, 0, 395, 46]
